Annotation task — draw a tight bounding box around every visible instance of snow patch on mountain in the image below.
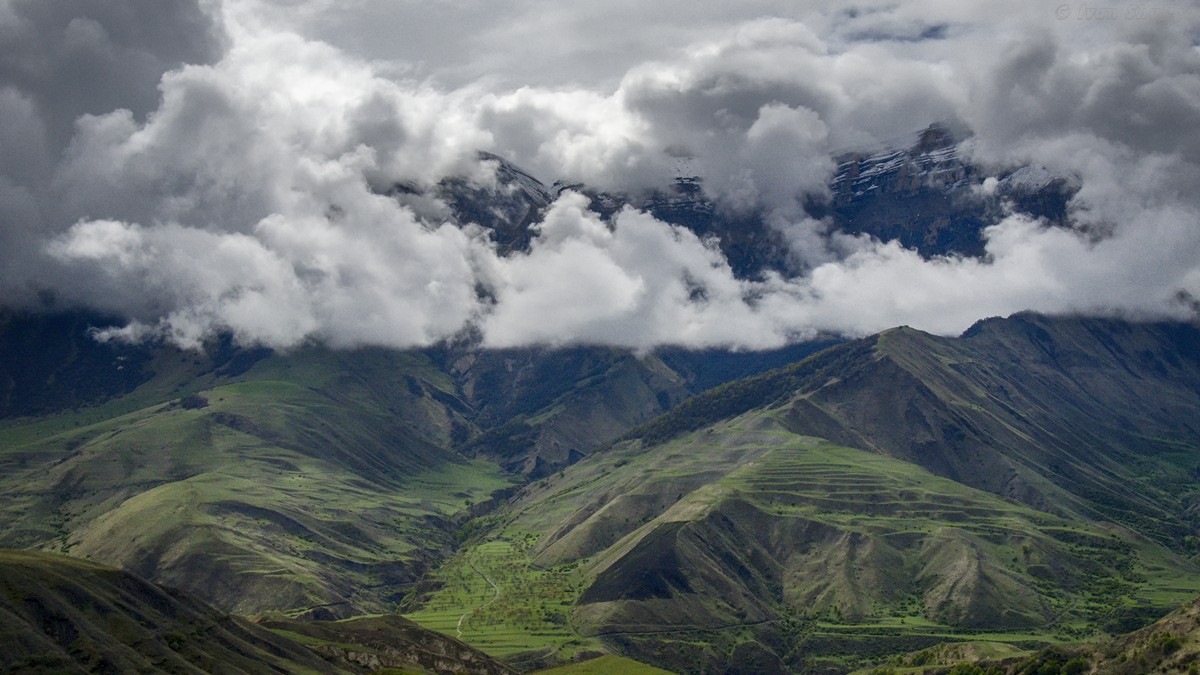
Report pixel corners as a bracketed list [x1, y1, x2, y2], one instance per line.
[996, 165, 1077, 195]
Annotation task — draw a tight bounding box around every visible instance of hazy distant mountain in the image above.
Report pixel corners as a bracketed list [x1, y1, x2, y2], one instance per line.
[412, 126, 1080, 280]
[823, 124, 1078, 258]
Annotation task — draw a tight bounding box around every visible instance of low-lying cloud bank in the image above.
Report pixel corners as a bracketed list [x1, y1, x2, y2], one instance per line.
[3, 0, 1200, 350]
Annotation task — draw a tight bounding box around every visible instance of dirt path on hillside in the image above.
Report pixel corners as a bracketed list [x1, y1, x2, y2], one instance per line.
[455, 559, 501, 639]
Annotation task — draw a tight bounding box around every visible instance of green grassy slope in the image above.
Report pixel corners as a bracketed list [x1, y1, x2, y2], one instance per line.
[0, 346, 514, 617]
[6, 311, 1200, 673]
[631, 314, 1200, 546]
[1084, 595, 1200, 674]
[0, 313, 802, 621]
[453, 347, 689, 476]
[801, 315, 1200, 542]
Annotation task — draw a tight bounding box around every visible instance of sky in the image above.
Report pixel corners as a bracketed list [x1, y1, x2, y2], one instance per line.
[1, 0, 1199, 351]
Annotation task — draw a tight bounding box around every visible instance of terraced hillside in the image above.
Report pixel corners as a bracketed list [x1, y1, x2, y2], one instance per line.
[478, 413, 1196, 672]
[634, 313, 1200, 543]
[405, 538, 589, 663]
[408, 314, 1200, 672]
[5, 310, 1200, 672]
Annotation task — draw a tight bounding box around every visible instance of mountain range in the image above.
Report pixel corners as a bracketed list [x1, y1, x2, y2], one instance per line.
[0, 127, 1197, 674]
[388, 123, 1078, 277]
[3, 308, 1197, 673]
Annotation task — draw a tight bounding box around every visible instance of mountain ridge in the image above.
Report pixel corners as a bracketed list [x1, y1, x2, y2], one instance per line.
[623, 312, 1200, 542]
[428, 312, 1200, 672]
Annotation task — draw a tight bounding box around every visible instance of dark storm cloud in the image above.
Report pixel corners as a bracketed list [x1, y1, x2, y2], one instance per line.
[0, 0, 225, 155]
[0, 0, 226, 302]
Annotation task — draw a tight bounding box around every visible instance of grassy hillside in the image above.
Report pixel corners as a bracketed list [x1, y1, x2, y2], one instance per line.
[821, 315, 1200, 543]
[5, 311, 1200, 672]
[1085, 595, 1200, 673]
[0, 312, 815, 621]
[629, 313, 1200, 546]
[0, 345, 514, 616]
[0, 313, 809, 622]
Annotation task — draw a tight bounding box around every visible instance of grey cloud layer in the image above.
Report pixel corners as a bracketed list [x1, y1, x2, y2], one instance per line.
[4, 0, 1200, 350]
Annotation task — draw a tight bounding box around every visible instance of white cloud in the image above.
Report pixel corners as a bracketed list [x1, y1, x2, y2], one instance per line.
[3, 0, 1200, 351]
[481, 192, 775, 350]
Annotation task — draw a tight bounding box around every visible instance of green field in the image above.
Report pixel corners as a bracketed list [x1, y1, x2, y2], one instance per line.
[405, 537, 597, 660]
[534, 654, 675, 674]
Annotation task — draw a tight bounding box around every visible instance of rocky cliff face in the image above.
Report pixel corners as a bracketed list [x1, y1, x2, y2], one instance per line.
[831, 125, 975, 204]
[824, 124, 1078, 257]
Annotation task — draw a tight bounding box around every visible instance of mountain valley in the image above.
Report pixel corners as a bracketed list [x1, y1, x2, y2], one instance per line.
[2, 309, 1198, 673]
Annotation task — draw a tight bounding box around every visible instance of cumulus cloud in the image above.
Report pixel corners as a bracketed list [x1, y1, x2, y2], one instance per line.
[35, 22, 499, 348]
[480, 192, 788, 350]
[3, 0, 1200, 351]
